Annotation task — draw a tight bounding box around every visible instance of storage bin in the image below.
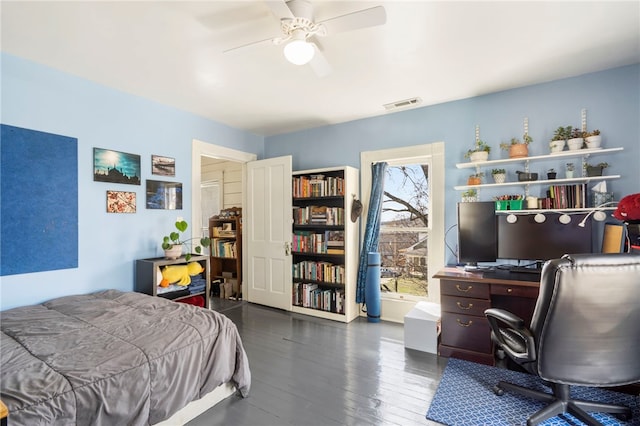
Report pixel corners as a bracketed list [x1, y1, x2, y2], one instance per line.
[495, 199, 523, 211]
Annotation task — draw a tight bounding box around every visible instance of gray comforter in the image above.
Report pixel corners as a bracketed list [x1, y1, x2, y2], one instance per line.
[0, 290, 251, 425]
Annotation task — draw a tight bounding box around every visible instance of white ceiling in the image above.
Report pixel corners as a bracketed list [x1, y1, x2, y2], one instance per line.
[2, 1, 639, 136]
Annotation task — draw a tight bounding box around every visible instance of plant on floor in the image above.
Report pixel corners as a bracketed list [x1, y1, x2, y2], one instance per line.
[162, 218, 211, 261]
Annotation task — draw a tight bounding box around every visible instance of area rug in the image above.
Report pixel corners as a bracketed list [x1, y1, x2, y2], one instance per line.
[426, 358, 639, 426]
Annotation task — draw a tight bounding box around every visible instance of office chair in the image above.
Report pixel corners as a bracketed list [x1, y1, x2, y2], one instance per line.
[485, 253, 640, 426]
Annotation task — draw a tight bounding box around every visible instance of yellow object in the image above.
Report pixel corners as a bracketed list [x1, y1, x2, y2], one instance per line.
[160, 262, 204, 287]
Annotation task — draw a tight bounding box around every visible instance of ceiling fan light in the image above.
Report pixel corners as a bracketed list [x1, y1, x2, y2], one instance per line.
[284, 39, 315, 65]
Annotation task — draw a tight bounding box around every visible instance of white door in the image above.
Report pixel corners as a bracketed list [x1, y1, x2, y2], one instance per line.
[246, 156, 292, 310]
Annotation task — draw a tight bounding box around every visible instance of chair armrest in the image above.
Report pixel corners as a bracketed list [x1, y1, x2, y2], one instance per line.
[484, 308, 525, 328]
[484, 308, 536, 365]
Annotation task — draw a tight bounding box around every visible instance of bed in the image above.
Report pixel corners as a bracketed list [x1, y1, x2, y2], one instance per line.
[0, 290, 251, 425]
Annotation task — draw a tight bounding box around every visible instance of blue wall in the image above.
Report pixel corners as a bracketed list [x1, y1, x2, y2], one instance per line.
[265, 64, 640, 264]
[0, 53, 264, 310]
[2, 51, 638, 310]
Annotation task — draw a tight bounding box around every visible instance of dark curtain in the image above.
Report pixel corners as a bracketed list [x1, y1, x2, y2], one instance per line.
[356, 162, 388, 304]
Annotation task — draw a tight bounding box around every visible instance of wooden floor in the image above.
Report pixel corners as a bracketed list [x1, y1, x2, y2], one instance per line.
[187, 299, 447, 426]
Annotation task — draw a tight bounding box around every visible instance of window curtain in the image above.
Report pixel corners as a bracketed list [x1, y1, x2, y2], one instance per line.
[356, 161, 388, 304]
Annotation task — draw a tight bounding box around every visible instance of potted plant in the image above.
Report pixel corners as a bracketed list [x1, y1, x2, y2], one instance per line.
[547, 168, 557, 180]
[162, 218, 211, 260]
[467, 172, 484, 186]
[584, 129, 602, 148]
[585, 162, 609, 177]
[464, 139, 491, 162]
[461, 189, 478, 202]
[549, 126, 572, 153]
[567, 127, 585, 150]
[565, 162, 575, 178]
[500, 134, 532, 158]
[491, 168, 506, 184]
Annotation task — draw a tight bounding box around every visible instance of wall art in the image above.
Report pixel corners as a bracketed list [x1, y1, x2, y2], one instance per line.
[94, 147, 141, 185]
[146, 180, 182, 210]
[151, 155, 175, 176]
[107, 190, 136, 213]
[1, 124, 78, 276]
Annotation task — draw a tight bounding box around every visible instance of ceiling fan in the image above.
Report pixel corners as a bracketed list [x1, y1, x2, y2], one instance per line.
[224, 0, 387, 77]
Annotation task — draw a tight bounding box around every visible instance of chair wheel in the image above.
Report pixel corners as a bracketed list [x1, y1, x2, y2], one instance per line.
[614, 412, 631, 421]
[493, 385, 504, 396]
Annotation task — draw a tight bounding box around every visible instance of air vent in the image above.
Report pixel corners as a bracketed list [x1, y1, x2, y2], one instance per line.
[383, 97, 422, 111]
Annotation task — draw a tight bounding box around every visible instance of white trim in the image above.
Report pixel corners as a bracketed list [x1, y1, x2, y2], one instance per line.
[153, 382, 237, 425]
[360, 142, 445, 322]
[191, 139, 257, 301]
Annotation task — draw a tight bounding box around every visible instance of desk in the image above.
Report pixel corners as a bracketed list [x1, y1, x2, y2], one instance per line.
[433, 267, 540, 365]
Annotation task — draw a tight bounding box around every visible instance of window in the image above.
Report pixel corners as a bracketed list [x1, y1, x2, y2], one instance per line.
[361, 143, 445, 303]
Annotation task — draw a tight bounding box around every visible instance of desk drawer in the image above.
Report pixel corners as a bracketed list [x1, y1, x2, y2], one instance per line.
[441, 295, 490, 316]
[492, 284, 538, 298]
[441, 280, 489, 299]
[440, 312, 491, 353]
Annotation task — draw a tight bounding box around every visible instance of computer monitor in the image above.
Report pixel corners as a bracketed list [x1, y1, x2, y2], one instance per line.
[497, 213, 592, 263]
[457, 202, 498, 266]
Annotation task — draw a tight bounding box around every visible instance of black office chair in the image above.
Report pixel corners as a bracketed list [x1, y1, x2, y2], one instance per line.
[485, 253, 640, 426]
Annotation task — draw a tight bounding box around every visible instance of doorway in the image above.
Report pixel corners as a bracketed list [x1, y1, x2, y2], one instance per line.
[191, 139, 257, 302]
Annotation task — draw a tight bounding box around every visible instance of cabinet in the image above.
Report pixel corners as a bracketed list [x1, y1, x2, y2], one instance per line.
[455, 147, 624, 211]
[209, 215, 242, 299]
[434, 268, 539, 366]
[291, 166, 359, 323]
[135, 254, 210, 307]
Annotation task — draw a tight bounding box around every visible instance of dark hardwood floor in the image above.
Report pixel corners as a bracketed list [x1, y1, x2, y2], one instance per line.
[187, 299, 447, 426]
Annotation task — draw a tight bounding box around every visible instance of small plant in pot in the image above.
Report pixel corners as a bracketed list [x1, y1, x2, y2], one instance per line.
[585, 162, 609, 177]
[547, 168, 557, 180]
[500, 134, 532, 158]
[549, 126, 572, 153]
[491, 168, 507, 184]
[467, 172, 484, 185]
[461, 189, 478, 202]
[162, 218, 211, 260]
[567, 127, 585, 150]
[566, 162, 575, 178]
[464, 139, 491, 162]
[584, 129, 602, 148]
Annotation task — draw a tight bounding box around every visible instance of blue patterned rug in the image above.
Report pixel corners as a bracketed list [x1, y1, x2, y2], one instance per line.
[426, 358, 639, 426]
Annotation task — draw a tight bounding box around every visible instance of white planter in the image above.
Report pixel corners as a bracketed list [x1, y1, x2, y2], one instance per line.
[492, 173, 506, 184]
[164, 244, 183, 259]
[567, 138, 584, 151]
[469, 151, 489, 162]
[549, 139, 565, 153]
[585, 135, 602, 149]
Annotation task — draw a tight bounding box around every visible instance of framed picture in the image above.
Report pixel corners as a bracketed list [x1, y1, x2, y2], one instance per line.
[107, 190, 136, 213]
[93, 148, 141, 185]
[146, 180, 182, 210]
[151, 155, 175, 177]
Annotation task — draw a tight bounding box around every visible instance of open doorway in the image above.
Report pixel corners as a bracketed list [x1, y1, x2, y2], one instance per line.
[191, 139, 257, 303]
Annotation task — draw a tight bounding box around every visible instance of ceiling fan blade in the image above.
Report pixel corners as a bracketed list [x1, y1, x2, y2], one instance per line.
[308, 43, 332, 78]
[264, 0, 294, 20]
[223, 37, 275, 54]
[318, 5, 386, 35]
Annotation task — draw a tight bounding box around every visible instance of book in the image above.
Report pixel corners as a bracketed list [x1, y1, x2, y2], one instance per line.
[325, 230, 345, 247]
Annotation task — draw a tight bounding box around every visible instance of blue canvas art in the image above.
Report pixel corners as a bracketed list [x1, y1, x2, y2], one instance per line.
[1, 125, 78, 276]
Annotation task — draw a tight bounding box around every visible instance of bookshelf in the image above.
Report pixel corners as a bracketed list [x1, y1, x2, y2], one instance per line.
[291, 166, 359, 322]
[209, 214, 242, 299]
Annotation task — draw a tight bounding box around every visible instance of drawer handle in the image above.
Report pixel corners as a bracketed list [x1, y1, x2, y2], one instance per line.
[456, 319, 473, 327]
[507, 288, 513, 293]
[455, 284, 473, 292]
[456, 302, 473, 310]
